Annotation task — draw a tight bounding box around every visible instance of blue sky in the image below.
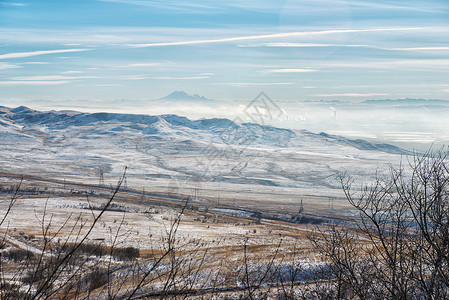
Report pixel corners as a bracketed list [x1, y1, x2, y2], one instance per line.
[0, 0, 448, 106]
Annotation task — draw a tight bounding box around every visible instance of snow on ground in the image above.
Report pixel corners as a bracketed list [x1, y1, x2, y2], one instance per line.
[0, 106, 408, 217]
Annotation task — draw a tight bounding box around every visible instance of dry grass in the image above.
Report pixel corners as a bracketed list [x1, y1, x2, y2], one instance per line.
[0, 171, 358, 299]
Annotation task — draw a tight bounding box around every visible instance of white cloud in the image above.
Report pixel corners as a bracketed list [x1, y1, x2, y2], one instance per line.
[0, 62, 20, 70]
[340, 0, 447, 13]
[0, 25, 440, 47]
[127, 27, 427, 48]
[12, 75, 97, 80]
[313, 93, 389, 97]
[19, 62, 50, 65]
[259, 43, 371, 48]
[150, 76, 209, 80]
[120, 75, 148, 80]
[109, 62, 170, 69]
[0, 49, 91, 60]
[0, 81, 70, 86]
[260, 43, 449, 53]
[1, 74, 98, 86]
[263, 68, 318, 73]
[326, 83, 449, 88]
[97, 0, 217, 12]
[57, 56, 80, 59]
[307, 59, 449, 71]
[232, 0, 448, 14]
[78, 84, 123, 87]
[61, 70, 84, 74]
[392, 47, 449, 51]
[96, 0, 448, 15]
[0, 2, 27, 6]
[127, 63, 164, 67]
[214, 82, 295, 86]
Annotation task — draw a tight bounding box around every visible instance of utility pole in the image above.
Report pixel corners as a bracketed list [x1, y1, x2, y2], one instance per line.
[124, 175, 128, 189]
[98, 168, 104, 186]
[193, 188, 199, 200]
[299, 198, 304, 213]
[328, 198, 334, 209]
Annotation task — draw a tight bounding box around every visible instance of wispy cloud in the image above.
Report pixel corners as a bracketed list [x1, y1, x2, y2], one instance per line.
[97, 0, 217, 13]
[326, 83, 449, 89]
[259, 43, 449, 53]
[0, 62, 20, 70]
[227, 0, 449, 14]
[0, 81, 69, 86]
[97, 0, 448, 15]
[11, 75, 97, 80]
[256, 43, 372, 48]
[109, 62, 170, 69]
[341, 0, 448, 14]
[0, 74, 98, 87]
[150, 76, 209, 80]
[0, 49, 91, 60]
[127, 27, 427, 48]
[78, 84, 123, 87]
[307, 59, 449, 71]
[0, 2, 27, 7]
[127, 63, 164, 67]
[392, 46, 449, 51]
[57, 56, 81, 59]
[61, 70, 84, 74]
[263, 68, 318, 73]
[214, 82, 295, 86]
[120, 75, 148, 80]
[1, 26, 440, 48]
[313, 93, 389, 97]
[19, 62, 50, 65]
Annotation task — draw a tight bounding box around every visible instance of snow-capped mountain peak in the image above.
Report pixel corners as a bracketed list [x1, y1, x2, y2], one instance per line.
[158, 91, 214, 102]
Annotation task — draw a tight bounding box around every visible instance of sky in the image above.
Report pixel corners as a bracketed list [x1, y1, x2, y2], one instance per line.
[0, 0, 449, 106]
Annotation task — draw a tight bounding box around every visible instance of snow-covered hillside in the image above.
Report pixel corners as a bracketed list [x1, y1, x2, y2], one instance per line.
[0, 106, 408, 206]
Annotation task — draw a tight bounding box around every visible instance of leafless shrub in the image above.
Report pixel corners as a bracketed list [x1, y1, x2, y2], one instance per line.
[0, 170, 129, 299]
[85, 267, 109, 292]
[3, 248, 34, 262]
[0, 282, 28, 299]
[310, 149, 449, 299]
[112, 246, 140, 261]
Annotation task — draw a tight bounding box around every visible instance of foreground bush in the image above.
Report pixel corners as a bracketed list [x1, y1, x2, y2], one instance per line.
[310, 149, 449, 299]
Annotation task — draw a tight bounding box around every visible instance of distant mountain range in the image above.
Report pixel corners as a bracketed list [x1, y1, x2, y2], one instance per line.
[0, 105, 410, 155]
[155, 92, 449, 106]
[362, 98, 449, 105]
[156, 92, 449, 105]
[158, 91, 214, 102]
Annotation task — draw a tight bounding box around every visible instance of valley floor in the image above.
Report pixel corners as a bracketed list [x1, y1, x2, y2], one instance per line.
[0, 170, 348, 299]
